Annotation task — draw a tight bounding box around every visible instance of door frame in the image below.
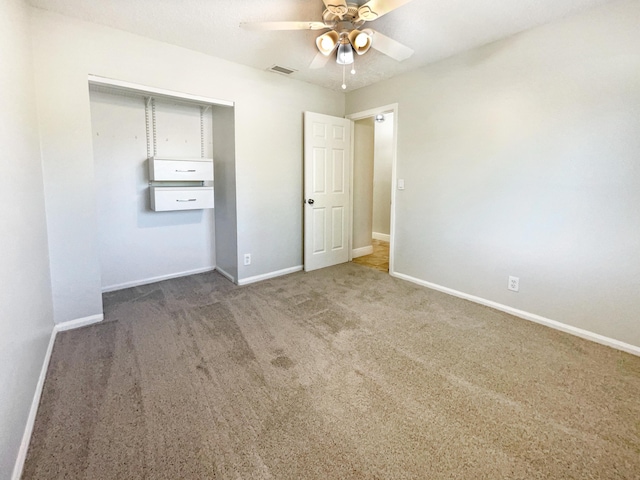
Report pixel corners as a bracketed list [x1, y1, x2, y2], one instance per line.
[346, 103, 399, 274]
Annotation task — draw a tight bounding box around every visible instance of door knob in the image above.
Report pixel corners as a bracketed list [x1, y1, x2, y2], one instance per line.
[307, 199, 315, 204]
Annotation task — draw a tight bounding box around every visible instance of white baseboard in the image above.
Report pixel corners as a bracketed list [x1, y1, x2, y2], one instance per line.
[391, 272, 640, 357]
[12, 313, 104, 480]
[238, 265, 303, 286]
[372, 232, 390, 242]
[11, 327, 56, 480]
[101, 266, 216, 292]
[54, 313, 103, 332]
[352, 246, 374, 258]
[215, 267, 236, 284]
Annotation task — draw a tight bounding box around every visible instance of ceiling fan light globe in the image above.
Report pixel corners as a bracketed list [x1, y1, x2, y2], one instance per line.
[316, 31, 339, 56]
[354, 32, 368, 48]
[336, 43, 354, 65]
[348, 29, 372, 55]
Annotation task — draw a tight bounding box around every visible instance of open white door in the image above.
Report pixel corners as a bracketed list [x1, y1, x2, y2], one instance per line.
[304, 112, 352, 272]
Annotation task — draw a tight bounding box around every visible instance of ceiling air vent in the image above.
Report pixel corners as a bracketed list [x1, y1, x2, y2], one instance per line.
[268, 65, 297, 76]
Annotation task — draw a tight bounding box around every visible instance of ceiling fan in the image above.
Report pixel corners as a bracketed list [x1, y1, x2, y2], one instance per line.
[241, 0, 415, 88]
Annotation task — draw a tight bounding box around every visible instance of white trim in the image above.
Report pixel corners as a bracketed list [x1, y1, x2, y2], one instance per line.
[388, 107, 398, 275]
[88, 74, 234, 107]
[54, 314, 104, 332]
[215, 267, 236, 284]
[347, 118, 355, 262]
[346, 104, 398, 122]
[238, 266, 303, 286]
[372, 232, 390, 242]
[12, 313, 104, 479]
[102, 267, 216, 293]
[352, 245, 374, 258]
[11, 327, 57, 480]
[392, 272, 640, 357]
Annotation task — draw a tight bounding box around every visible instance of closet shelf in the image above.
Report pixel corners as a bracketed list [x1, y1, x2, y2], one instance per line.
[148, 157, 214, 211]
[148, 157, 214, 182]
[150, 186, 214, 212]
[150, 156, 213, 162]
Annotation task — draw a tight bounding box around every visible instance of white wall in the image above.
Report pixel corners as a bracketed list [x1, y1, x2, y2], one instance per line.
[352, 118, 375, 250]
[372, 113, 393, 237]
[30, 8, 345, 323]
[89, 90, 215, 291]
[346, 0, 640, 348]
[0, 0, 54, 475]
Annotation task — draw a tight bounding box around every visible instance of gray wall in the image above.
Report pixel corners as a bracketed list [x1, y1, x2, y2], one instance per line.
[346, 0, 640, 348]
[0, 0, 54, 475]
[352, 118, 375, 251]
[372, 114, 393, 237]
[213, 105, 239, 281]
[89, 91, 216, 290]
[30, 8, 345, 323]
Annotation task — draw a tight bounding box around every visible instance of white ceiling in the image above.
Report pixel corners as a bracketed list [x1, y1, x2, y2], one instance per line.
[27, 0, 613, 92]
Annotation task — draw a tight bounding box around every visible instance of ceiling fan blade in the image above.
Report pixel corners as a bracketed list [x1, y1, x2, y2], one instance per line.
[357, 0, 414, 21]
[365, 29, 414, 61]
[240, 21, 328, 31]
[309, 51, 331, 69]
[322, 0, 349, 17]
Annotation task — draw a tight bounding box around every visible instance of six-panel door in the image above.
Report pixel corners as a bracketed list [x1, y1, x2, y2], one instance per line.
[304, 112, 351, 272]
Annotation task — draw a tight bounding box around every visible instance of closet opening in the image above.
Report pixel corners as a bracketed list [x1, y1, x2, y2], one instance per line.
[87, 75, 238, 292]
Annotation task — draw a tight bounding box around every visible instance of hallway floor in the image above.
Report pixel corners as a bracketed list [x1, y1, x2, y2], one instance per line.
[352, 239, 389, 272]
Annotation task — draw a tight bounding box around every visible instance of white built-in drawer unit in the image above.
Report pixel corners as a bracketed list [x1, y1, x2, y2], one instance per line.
[148, 157, 214, 182]
[150, 186, 214, 211]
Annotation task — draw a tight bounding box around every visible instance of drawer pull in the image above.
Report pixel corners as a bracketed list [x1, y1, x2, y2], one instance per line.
[175, 169, 197, 172]
[176, 199, 197, 202]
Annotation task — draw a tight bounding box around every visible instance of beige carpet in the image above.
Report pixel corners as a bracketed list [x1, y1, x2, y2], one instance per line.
[23, 263, 640, 479]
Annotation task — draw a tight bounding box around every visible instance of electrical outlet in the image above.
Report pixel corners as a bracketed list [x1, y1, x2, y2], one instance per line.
[508, 276, 519, 292]
[243, 254, 251, 266]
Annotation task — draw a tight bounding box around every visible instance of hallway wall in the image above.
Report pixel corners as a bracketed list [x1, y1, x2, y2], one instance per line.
[372, 113, 394, 237]
[352, 117, 375, 251]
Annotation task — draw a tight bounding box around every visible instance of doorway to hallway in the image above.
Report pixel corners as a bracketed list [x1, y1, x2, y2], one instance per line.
[348, 104, 397, 274]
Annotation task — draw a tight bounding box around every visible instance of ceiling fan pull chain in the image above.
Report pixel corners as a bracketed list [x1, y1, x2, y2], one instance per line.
[342, 63, 346, 90]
